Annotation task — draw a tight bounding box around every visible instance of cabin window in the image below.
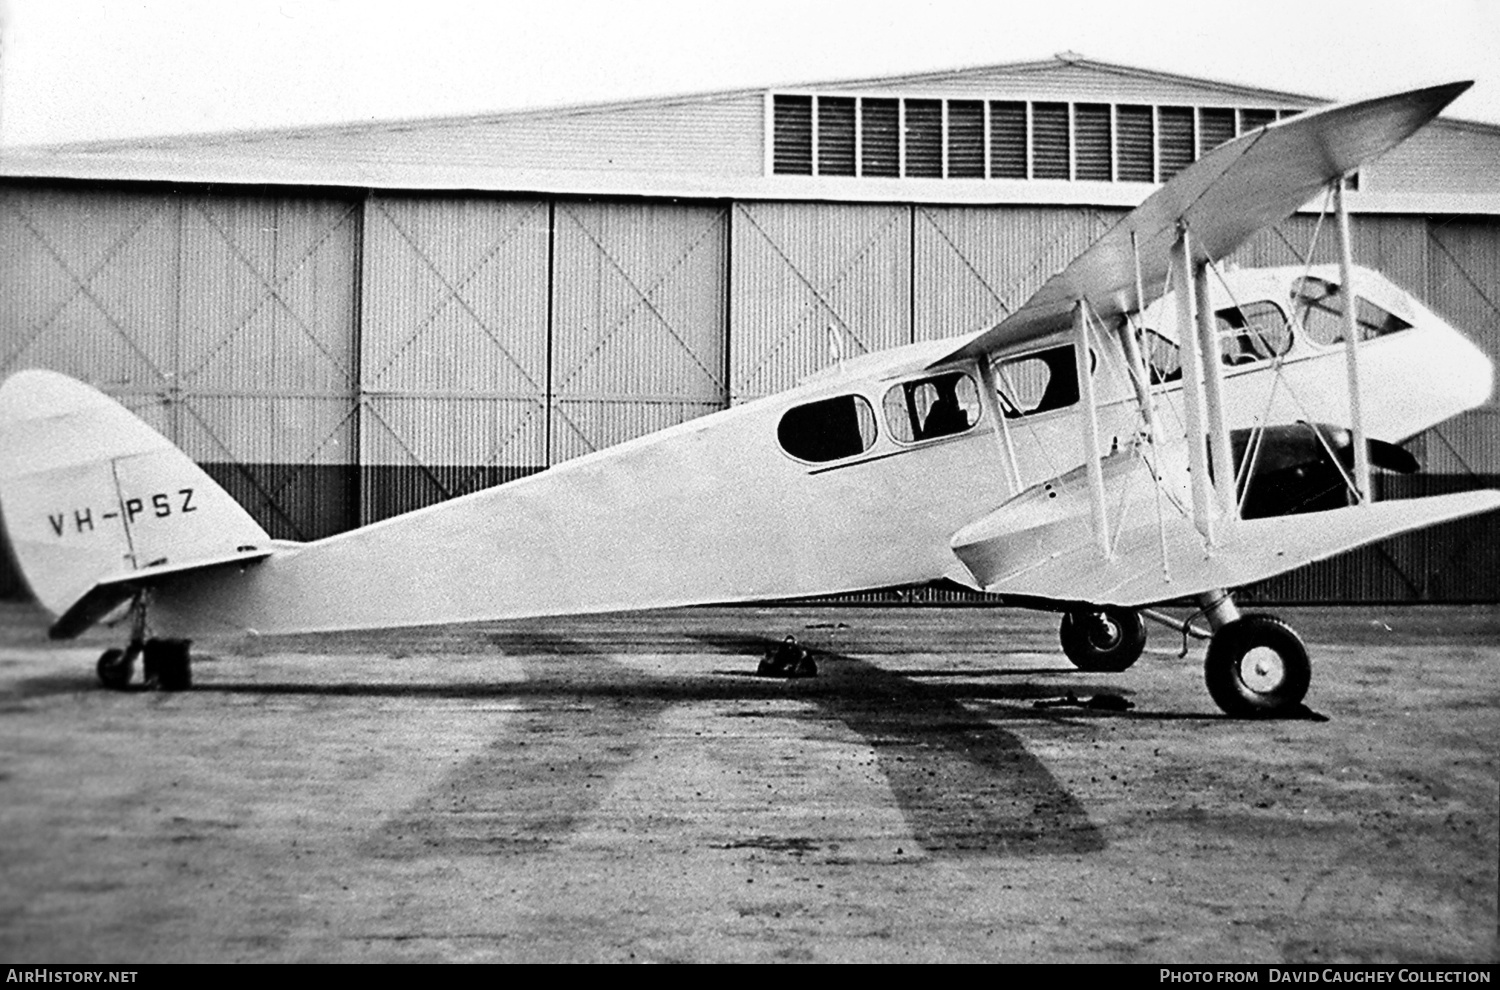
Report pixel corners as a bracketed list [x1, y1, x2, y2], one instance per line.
[1142, 330, 1182, 384]
[1215, 301, 1291, 364]
[778, 395, 878, 463]
[993, 345, 1081, 416]
[882, 372, 982, 443]
[1291, 277, 1413, 346]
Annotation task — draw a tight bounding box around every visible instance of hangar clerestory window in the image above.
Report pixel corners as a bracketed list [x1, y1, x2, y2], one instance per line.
[778, 394, 879, 463]
[770, 94, 1313, 184]
[882, 372, 982, 443]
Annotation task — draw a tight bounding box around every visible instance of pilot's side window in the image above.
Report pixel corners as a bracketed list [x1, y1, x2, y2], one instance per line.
[777, 394, 878, 463]
[882, 372, 982, 444]
[1292, 277, 1413, 346]
[993, 344, 1081, 416]
[1141, 330, 1182, 384]
[1215, 301, 1290, 364]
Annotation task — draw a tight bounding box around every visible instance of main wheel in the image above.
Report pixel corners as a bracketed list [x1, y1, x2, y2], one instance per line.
[96, 648, 134, 690]
[1204, 614, 1310, 717]
[1059, 607, 1147, 672]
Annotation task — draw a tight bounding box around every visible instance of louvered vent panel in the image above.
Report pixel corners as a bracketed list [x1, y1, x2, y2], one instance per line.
[947, 100, 984, 178]
[989, 101, 1027, 179]
[905, 99, 943, 178]
[1239, 107, 1278, 133]
[1032, 102, 1070, 179]
[1074, 103, 1112, 181]
[1199, 107, 1235, 155]
[1116, 104, 1154, 182]
[817, 97, 856, 177]
[861, 98, 899, 177]
[1159, 105, 1195, 180]
[773, 95, 813, 174]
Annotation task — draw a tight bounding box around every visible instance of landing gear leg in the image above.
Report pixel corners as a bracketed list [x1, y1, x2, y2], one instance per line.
[1198, 589, 1311, 718]
[96, 596, 148, 691]
[94, 593, 193, 692]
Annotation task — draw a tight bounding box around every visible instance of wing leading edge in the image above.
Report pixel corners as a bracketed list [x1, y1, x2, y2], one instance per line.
[928, 81, 1473, 368]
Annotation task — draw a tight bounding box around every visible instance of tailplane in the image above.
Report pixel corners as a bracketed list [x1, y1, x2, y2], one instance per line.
[0, 370, 273, 636]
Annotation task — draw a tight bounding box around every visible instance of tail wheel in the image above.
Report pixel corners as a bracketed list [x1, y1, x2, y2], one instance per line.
[1059, 607, 1147, 672]
[1205, 614, 1310, 717]
[96, 648, 134, 690]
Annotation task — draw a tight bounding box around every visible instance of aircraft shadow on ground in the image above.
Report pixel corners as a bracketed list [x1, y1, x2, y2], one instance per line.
[688, 631, 1107, 857]
[8, 625, 1278, 860]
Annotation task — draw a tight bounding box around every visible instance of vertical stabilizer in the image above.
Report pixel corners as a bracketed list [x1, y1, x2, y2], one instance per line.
[0, 370, 271, 619]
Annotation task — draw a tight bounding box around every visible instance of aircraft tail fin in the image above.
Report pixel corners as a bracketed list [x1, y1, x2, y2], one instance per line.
[0, 370, 274, 633]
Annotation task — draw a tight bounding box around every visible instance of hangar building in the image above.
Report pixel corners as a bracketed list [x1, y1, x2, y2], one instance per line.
[2, 54, 1498, 602]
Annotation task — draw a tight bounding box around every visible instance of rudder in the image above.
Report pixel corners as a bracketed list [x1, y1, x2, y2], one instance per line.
[0, 370, 272, 621]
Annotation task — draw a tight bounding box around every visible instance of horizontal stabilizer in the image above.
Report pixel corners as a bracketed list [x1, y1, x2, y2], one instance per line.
[47, 549, 273, 640]
[954, 483, 1500, 606]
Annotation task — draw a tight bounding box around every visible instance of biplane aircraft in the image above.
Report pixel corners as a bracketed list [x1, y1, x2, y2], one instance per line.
[2, 82, 1497, 716]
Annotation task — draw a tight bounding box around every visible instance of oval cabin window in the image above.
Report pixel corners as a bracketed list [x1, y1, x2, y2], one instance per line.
[777, 395, 878, 463]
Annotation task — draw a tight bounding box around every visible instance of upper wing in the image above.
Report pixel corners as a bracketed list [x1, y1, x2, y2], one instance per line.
[928, 81, 1472, 368]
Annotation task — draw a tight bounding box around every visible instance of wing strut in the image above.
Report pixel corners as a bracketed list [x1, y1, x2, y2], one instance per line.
[1121, 231, 1160, 439]
[1334, 180, 1374, 503]
[1192, 250, 1238, 520]
[1074, 300, 1112, 558]
[1170, 226, 1216, 544]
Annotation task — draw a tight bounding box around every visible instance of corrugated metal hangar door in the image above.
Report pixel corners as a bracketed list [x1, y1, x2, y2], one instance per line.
[730, 203, 911, 402]
[357, 195, 551, 522]
[549, 201, 728, 463]
[913, 206, 1116, 340]
[0, 184, 361, 585]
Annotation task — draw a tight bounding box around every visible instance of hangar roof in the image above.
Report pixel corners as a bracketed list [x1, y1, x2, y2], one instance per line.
[2, 53, 1497, 213]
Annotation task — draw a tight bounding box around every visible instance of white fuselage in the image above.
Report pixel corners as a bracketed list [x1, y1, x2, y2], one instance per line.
[149, 266, 1493, 636]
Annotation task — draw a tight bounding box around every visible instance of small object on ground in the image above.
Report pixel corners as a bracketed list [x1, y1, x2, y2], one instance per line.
[757, 635, 818, 678]
[1033, 690, 1134, 711]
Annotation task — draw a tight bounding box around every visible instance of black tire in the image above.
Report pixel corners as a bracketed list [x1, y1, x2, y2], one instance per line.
[1059, 607, 1147, 672]
[144, 639, 192, 692]
[96, 648, 133, 690]
[1204, 614, 1310, 717]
